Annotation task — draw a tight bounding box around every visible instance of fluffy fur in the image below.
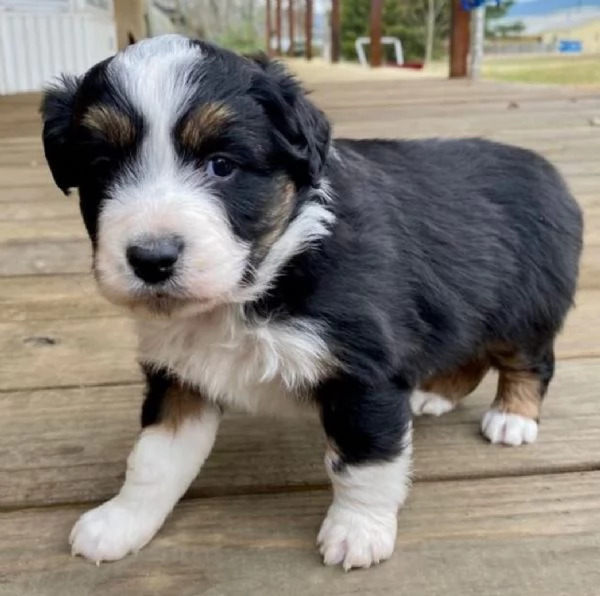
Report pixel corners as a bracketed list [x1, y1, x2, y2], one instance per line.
[41, 35, 583, 570]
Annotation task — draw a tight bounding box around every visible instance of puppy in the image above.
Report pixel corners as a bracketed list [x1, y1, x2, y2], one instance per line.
[41, 35, 583, 570]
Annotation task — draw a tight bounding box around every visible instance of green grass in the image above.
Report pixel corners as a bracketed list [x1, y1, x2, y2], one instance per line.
[482, 54, 600, 86]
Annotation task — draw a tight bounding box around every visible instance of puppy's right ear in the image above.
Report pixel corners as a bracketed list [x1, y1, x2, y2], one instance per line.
[40, 75, 81, 195]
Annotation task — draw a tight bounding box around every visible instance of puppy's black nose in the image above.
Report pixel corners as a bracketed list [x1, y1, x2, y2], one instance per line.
[126, 236, 183, 284]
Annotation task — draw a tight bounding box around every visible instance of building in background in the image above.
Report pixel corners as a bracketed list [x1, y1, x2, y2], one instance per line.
[0, 0, 117, 95]
[0, 0, 331, 95]
[490, 4, 600, 54]
[537, 11, 600, 54]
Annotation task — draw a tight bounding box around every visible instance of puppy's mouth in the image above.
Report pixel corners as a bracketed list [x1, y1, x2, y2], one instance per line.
[94, 273, 219, 317]
[131, 291, 191, 315]
[127, 293, 220, 318]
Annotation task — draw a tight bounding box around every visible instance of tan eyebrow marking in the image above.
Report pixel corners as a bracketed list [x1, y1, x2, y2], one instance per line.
[179, 103, 233, 148]
[81, 105, 136, 147]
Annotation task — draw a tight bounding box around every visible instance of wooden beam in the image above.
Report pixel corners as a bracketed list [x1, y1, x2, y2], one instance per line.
[275, 0, 283, 56]
[113, 0, 146, 50]
[369, 0, 383, 68]
[265, 0, 273, 56]
[288, 0, 295, 56]
[330, 0, 341, 63]
[450, 0, 471, 78]
[305, 0, 313, 61]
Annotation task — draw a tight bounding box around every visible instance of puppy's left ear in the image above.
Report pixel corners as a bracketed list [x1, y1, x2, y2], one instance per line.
[40, 75, 81, 195]
[248, 54, 331, 186]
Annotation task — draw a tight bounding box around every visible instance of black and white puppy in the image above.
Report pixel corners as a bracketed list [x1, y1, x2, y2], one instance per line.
[41, 35, 583, 570]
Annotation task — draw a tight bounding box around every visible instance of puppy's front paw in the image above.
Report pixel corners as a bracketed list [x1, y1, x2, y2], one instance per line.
[481, 409, 538, 446]
[70, 498, 160, 563]
[317, 503, 397, 571]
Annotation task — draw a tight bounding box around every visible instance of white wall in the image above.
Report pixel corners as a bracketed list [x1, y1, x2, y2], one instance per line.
[0, 2, 116, 94]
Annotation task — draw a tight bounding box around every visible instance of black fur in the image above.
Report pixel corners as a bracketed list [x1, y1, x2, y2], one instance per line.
[40, 60, 144, 242]
[40, 74, 81, 194]
[40, 38, 584, 471]
[284, 138, 581, 464]
[140, 365, 173, 428]
[246, 52, 331, 186]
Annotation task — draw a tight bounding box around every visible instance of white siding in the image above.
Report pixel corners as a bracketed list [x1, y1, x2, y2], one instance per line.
[0, 6, 116, 94]
[0, 0, 72, 12]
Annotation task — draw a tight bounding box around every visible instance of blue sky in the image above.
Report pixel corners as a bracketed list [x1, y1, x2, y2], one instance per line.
[507, 0, 600, 17]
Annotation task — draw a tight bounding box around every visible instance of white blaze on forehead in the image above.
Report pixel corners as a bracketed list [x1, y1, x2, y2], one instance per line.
[110, 34, 201, 127]
[109, 34, 202, 174]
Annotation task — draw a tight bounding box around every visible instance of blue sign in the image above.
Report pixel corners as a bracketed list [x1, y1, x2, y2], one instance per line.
[559, 40, 583, 54]
[461, 0, 501, 9]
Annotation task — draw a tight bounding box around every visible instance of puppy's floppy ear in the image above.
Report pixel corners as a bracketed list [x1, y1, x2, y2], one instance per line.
[247, 53, 331, 187]
[40, 75, 81, 195]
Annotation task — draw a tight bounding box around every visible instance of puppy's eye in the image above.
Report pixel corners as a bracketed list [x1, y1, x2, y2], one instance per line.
[207, 156, 235, 178]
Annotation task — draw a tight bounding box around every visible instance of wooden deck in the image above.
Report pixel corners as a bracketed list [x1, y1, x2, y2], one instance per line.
[1, 74, 600, 595]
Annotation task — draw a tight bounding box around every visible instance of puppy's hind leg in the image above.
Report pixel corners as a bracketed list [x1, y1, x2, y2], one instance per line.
[411, 358, 489, 417]
[70, 368, 220, 563]
[482, 343, 555, 446]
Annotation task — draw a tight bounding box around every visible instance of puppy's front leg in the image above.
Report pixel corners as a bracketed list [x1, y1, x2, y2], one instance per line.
[317, 377, 413, 571]
[70, 368, 220, 563]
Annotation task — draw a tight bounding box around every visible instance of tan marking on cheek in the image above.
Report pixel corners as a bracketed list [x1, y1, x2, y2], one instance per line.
[81, 106, 135, 146]
[255, 179, 297, 259]
[161, 384, 205, 431]
[179, 103, 233, 149]
[420, 358, 490, 404]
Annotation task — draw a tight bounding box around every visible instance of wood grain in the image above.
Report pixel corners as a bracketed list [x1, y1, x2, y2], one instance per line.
[1, 472, 600, 596]
[0, 200, 78, 221]
[0, 317, 139, 391]
[2, 76, 600, 596]
[2, 358, 599, 508]
[0, 288, 596, 390]
[0, 240, 92, 276]
[0, 274, 116, 322]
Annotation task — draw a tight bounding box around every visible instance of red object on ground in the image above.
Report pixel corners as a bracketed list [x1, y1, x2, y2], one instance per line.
[386, 62, 424, 70]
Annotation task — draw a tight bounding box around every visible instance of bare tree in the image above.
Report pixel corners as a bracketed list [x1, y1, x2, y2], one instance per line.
[425, 0, 435, 63]
[178, 0, 262, 46]
[424, 0, 448, 64]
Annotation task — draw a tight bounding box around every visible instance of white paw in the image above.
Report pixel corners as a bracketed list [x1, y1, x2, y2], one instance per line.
[317, 503, 397, 571]
[410, 390, 455, 417]
[481, 409, 538, 446]
[70, 498, 161, 563]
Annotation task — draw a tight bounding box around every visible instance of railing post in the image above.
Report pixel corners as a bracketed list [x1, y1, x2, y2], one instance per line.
[305, 0, 313, 61]
[288, 0, 295, 56]
[265, 0, 273, 56]
[331, 0, 341, 63]
[450, 0, 471, 78]
[369, 0, 383, 68]
[275, 0, 283, 56]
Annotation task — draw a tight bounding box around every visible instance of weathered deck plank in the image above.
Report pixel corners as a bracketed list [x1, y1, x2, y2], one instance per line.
[0, 275, 113, 322]
[2, 358, 599, 509]
[2, 472, 600, 596]
[1, 287, 596, 391]
[1, 76, 599, 594]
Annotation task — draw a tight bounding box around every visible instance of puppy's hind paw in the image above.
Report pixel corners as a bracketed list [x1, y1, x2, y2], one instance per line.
[481, 409, 538, 446]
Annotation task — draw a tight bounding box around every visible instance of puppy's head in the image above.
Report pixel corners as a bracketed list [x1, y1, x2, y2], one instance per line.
[41, 35, 332, 316]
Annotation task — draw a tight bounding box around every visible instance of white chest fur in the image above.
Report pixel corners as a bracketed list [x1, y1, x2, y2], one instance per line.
[137, 306, 333, 415]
